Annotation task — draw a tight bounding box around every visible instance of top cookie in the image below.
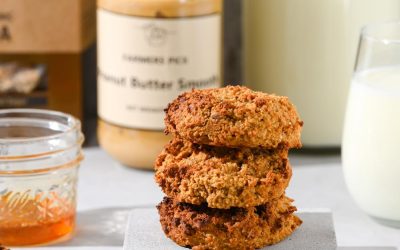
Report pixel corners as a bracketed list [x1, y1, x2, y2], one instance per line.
[165, 86, 303, 148]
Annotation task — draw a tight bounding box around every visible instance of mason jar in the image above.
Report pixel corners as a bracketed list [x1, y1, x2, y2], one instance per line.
[0, 109, 84, 246]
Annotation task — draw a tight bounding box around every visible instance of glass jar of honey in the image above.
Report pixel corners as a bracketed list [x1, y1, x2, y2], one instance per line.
[0, 109, 84, 246]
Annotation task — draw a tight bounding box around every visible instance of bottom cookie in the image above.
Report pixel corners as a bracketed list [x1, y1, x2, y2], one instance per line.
[157, 196, 302, 250]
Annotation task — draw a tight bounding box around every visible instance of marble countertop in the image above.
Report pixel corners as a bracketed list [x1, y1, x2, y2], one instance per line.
[19, 147, 400, 249]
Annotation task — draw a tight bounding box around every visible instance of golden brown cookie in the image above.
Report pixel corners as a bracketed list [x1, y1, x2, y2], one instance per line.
[157, 196, 302, 250]
[164, 86, 303, 149]
[155, 138, 292, 209]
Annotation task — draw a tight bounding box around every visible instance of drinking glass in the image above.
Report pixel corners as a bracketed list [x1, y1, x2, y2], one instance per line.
[343, 21, 400, 228]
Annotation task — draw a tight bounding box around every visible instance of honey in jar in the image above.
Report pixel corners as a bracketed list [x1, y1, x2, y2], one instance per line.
[0, 192, 76, 245]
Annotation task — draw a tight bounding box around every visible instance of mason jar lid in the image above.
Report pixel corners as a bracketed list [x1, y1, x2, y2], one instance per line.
[98, 0, 222, 18]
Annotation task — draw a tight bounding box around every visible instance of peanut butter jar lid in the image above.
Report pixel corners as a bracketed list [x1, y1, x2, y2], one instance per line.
[98, 0, 222, 18]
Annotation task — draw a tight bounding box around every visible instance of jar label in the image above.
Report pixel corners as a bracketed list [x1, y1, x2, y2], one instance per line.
[97, 9, 221, 130]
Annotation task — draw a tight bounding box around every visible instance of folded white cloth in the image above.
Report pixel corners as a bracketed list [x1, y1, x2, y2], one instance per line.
[123, 207, 337, 250]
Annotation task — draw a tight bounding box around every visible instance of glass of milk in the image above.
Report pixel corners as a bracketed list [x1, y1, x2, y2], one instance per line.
[343, 21, 400, 228]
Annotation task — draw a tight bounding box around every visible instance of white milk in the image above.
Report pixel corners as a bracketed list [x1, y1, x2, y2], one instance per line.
[343, 66, 400, 221]
[244, 0, 400, 147]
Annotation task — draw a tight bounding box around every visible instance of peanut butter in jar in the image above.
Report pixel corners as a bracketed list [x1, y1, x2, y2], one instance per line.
[97, 0, 223, 169]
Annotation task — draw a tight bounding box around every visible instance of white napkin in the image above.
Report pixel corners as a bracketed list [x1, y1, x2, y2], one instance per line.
[123, 207, 337, 250]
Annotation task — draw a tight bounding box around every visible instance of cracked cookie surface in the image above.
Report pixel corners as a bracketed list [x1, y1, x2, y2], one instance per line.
[155, 138, 291, 209]
[157, 196, 302, 250]
[164, 86, 303, 149]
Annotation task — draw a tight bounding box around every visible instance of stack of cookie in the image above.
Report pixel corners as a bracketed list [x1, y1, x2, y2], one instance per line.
[155, 86, 303, 249]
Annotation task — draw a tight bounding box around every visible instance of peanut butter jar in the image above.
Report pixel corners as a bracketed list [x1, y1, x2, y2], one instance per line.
[97, 0, 223, 169]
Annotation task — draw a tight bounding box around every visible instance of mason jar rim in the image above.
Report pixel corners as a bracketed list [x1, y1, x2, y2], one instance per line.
[362, 20, 400, 44]
[0, 109, 80, 143]
[0, 109, 84, 175]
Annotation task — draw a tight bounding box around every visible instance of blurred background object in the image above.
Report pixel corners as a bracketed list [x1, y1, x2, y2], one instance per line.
[223, 0, 242, 85]
[97, 0, 223, 168]
[243, 0, 400, 148]
[0, 0, 97, 142]
[6, 0, 397, 151]
[0, 0, 245, 147]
